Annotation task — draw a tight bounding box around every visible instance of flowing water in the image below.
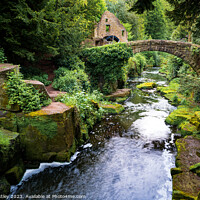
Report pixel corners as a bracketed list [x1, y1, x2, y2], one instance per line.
[10, 68, 177, 200]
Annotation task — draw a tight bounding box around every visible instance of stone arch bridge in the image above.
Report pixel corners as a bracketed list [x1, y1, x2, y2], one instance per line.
[127, 40, 200, 75]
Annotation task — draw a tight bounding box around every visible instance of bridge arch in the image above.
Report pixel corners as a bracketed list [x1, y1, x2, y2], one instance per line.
[127, 40, 200, 75]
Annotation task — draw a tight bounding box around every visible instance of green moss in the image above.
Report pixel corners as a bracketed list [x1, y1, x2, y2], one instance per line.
[171, 167, 183, 176]
[56, 151, 70, 162]
[179, 121, 198, 135]
[172, 190, 196, 200]
[80, 123, 89, 144]
[157, 82, 179, 94]
[136, 82, 156, 89]
[116, 97, 128, 103]
[101, 104, 125, 114]
[17, 115, 58, 138]
[42, 152, 57, 162]
[0, 130, 10, 147]
[165, 106, 194, 126]
[189, 162, 200, 174]
[5, 160, 25, 185]
[190, 111, 200, 130]
[0, 112, 18, 132]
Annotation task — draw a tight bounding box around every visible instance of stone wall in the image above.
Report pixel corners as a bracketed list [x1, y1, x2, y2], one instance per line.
[0, 64, 82, 194]
[94, 11, 128, 45]
[127, 40, 200, 75]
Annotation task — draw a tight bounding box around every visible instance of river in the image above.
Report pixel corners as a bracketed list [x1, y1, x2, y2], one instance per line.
[10, 67, 177, 200]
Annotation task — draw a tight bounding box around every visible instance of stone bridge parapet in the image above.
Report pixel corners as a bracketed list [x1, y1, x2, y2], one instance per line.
[127, 40, 200, 75]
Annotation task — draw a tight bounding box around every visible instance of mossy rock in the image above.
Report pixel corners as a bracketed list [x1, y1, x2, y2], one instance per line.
[171, 167, 183, 176]
[136, 82, 156, 89]
[0, 176, 10, 195]
[179, 121, 198, 135]
[165, 106, 194, 126]
[172, 136, 200, 199]
[18, 102, 81, 162]
[172, 190, 196, 200]
[0, 128, 21, 174]
[105, 89, 131, 102]
[157, 82, 179, 95]
[5, 159, 25, 185]
[101, 104, 125, 114]
[190, 111, 200, 131]
[0, 110, 18, 132]
[189, 162, 200, 175]
[55, 151, 70, 162]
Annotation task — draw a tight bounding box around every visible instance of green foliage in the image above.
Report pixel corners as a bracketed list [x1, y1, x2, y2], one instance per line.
[166, 56, 184, 80]
[17, 116, 57, 138]
[81, 43, 133, 94]
[179, 75, 200, 103]
[52, 67, 90, 93]
[55, 55, 86, 69]
[171, 94, 179, 105]
[0, 0, 106, 64]
[29, 74, 52, 86]
[20, 66, 51, 86]
[0, 48, 7, 63]
[129, 0, 156, 14]
[56, 91, 105, 129]
[143, 0, 169, 39]
[142, 51, 161, 67]
[106, 0, 144, 40]
[127, 53, 147, 76]
[4, 72, 51, 112]
[0, 130, 10, 147]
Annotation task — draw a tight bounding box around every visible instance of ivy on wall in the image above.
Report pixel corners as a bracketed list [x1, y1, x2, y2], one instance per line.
[81, 43, 133, 94]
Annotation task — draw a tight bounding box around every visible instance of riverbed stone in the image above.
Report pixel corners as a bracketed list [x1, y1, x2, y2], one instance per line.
[165, 106, 195, 126]
[178, 121, 198, 135]
[136, 82, 156, 89]
[172, 136, 200, 199]
[101, 103, 125, 114]
[105, 88, 131, 102]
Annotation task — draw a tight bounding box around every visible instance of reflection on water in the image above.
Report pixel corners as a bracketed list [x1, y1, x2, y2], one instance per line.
[10, 68, 177, 200]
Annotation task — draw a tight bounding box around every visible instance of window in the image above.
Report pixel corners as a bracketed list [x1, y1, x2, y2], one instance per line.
[122, 30, 125, 36]
[106, 25, 110, 32]
[105, 18, 108, 22]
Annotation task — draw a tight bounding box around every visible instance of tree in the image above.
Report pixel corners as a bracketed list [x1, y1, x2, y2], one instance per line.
[143, 0, 168, 39]
[130, 0, 200, 25]
[106, 0, 145, 40]
[0, 0, 106, 65]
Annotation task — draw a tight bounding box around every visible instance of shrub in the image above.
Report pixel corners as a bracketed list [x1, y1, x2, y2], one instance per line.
[20, 66, 52, 86]
[52, 67, 90, 93]
[127, 53, 147, 76]
[179, 75, 200, 103]
[56, 91, 105, 129]
[4, 72, 51, 112]
[54, 55, 86, 69]
[30, 74, 52, 86]
[80, 43, 133, 94]
[0, 48, 7, 63]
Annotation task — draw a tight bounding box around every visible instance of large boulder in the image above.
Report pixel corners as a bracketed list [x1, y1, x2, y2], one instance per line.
[0, 128, 21, 174]
[18, 102, 81, 162]
[171, 136, 200, 200]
